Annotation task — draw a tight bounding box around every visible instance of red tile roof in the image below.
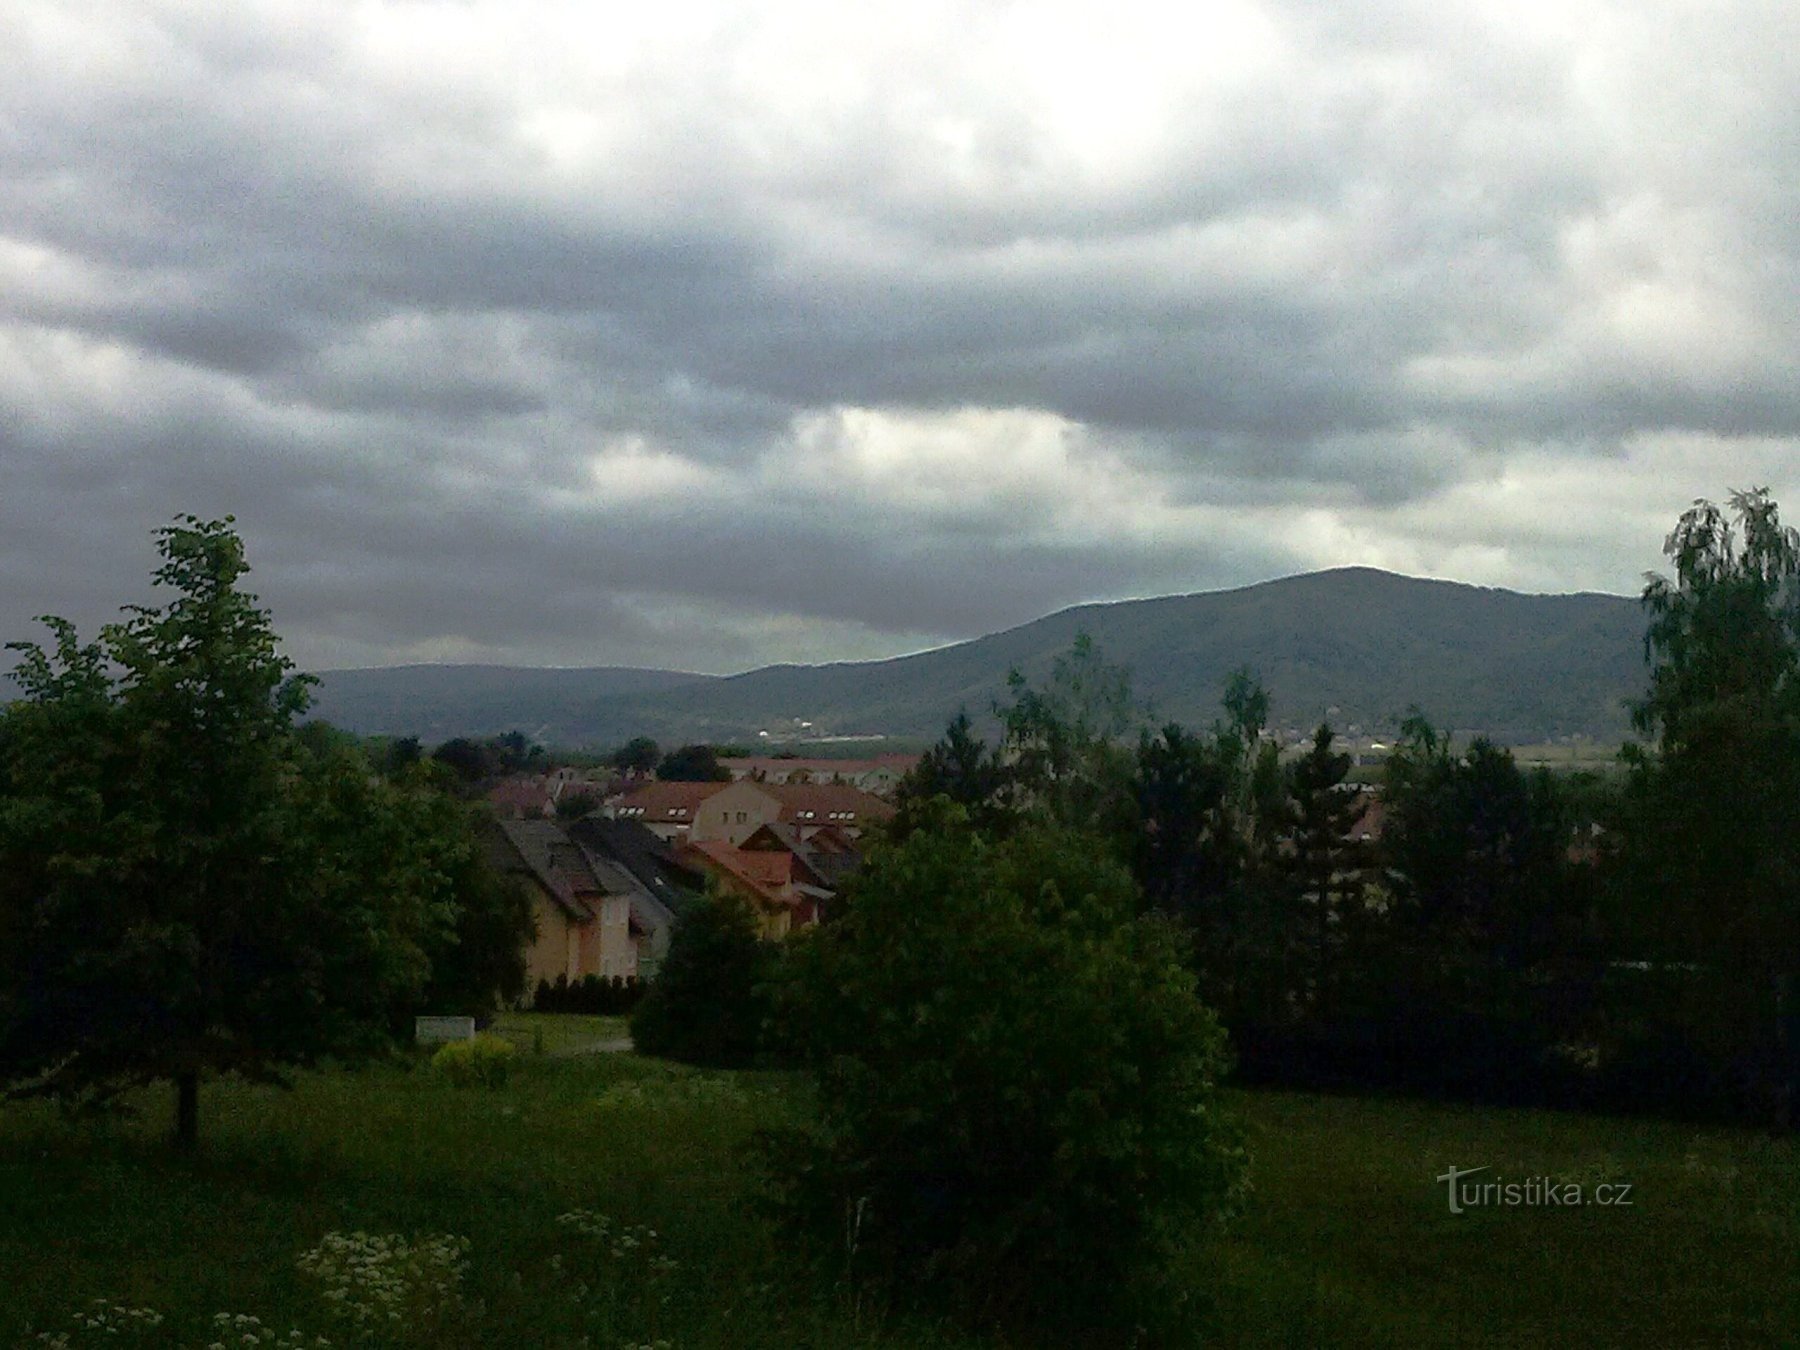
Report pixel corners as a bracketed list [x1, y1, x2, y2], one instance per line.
[607, 780, 731, 823]
[682, 838, 801, 908]
[761, 782, 894, 825]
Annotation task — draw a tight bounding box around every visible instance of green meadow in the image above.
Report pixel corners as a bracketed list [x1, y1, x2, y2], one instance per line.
[2, 1019, 1795, 1348]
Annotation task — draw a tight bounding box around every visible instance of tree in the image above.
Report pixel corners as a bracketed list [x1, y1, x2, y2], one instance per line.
[491, 729, 544, 773]
[1132, 722, 1235, 920]
[610, 736, 660, 776]
[656, 743, 732, 782]
[1128, 673, 1288, 1035]
[1376, 718, 1588, 1091]
[0, 518, 457, 1148]
[381, 735, 423, 776]
[771, 818, 1247, 1338]
[555, 788, 600, 820]
[1613, 489, 1800, 1119]
[628, 890, 772, 1066]
[889, 710, 1012, 841]
[431, 736, 492, 787]
[1282, 723, 1367, 1008]
[995, 632, 1139, 833]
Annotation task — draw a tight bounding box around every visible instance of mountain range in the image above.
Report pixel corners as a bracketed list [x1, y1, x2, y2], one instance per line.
[306, 568, 1652, 749]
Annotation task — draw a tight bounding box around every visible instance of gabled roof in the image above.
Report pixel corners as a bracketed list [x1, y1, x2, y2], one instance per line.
[760, 782, 895, 826]
[492, 819, 600, 922]
[569, 816, 707, 917]
[488, 777, 554, 818]
[739, 821, 856, 888]
[606, 779, 730, 824]
[682, 838, 809, 911]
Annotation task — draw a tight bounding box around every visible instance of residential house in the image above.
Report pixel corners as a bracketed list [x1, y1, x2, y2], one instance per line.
[688, 779, 894, 846]
[602, 780, 732, 841]
[720, 754, 920, 797]
[678, 836, 836, 938]
[567, 815, 707, 978]
[487, 775, 556, 820]
[486, 819, 638, 986]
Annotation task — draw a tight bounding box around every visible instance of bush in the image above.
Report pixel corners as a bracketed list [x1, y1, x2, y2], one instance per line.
[770, 819, 1248, 1339]
[430, 1033, 517, 1088]
[629, 892, 773, 1066]
[533, 973, 644, 1015]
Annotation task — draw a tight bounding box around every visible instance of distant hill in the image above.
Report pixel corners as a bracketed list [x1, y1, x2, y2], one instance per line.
[307, 568, 1651, 748]
[307, 665, 717, 744]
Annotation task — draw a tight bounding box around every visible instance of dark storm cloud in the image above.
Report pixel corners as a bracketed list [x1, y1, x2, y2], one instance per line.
[4, 0, 1800, 672]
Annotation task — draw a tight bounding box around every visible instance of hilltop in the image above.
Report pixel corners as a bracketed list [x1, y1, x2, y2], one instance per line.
[307, 568, 1648, 747]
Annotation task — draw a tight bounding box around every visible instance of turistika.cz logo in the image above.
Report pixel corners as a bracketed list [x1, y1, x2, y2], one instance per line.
[1435, 1165, 1634, 1214]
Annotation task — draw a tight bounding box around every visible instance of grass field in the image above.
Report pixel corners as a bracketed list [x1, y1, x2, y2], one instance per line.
[2, 1033, 1796, 1348]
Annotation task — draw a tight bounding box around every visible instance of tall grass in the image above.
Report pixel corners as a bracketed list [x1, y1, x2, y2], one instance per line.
[2, 1051, 1795, 1346]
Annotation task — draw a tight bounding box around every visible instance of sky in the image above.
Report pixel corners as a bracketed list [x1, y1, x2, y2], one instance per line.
[4, 0, 1799, 675]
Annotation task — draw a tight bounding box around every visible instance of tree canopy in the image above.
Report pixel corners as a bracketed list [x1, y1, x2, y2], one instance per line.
[0, 518, 522, 1147]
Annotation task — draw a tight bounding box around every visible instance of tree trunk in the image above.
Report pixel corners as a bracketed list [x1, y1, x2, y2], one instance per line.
[173, 1071, 199, 1152]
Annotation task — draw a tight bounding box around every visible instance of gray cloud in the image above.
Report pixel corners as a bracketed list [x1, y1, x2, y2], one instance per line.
[4, 0, 1799, 677]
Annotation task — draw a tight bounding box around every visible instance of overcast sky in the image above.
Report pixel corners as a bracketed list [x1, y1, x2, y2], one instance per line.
[5, 1, 1798, 674]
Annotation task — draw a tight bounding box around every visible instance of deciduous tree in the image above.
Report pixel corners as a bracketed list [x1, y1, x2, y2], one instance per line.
[0, 518, 484, 1148]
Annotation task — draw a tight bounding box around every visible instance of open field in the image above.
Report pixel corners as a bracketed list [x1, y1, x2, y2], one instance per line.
[2, 1048, 1796, 1347]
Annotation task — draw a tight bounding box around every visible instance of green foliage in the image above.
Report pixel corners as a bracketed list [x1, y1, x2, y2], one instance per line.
[888, 709, 1011, 841]
[1611, 489, 1800, 1120]
[534, 973, 643, 1015]
[610, 735, 661, 775]
[1369, 723, 1595, 1082]
[428, 736, 491, 786]
[655, 742, 732, 782]
[0, 518, 522, 1149]
[629, 891, 773, 1066]
[297, 1230, 470, 1345]
[994, 632, 1141, 832]
[1281, 724, 1368, 1009]
[429, 1035, 517, 1089]
[771, 821, 1248, 1338]
[554, 786, 600, 819]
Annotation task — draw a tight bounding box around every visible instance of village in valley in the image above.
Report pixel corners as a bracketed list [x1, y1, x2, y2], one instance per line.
[486, 755, 914, 985]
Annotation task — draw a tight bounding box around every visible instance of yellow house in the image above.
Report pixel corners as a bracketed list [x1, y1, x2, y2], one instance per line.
[488, 819, 638, 986]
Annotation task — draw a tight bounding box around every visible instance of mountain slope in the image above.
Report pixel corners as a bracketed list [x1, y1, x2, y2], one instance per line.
[307, 664, 715, 743]
[308, 569, 1651, 746]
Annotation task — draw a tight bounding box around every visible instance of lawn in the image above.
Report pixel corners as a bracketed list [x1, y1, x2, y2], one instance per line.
[488, 1010, 632, 1055]
[1, 1048, 1795, 1348]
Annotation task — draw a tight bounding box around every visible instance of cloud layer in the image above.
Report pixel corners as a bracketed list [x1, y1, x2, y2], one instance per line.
[5, 0, 1798, 674]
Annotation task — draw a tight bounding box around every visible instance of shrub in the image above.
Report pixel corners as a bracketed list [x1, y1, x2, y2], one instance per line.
[430, 1033, 516, 1088]
[770, 819, 1249, 1339]
[629, 892, 773, 1066]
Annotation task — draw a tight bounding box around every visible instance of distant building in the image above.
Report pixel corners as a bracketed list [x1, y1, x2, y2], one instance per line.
[602, 780, 733, 841]
[487, 812, 713, 987]
[719, 754, 919, 797]
[688, 779, 895, 845]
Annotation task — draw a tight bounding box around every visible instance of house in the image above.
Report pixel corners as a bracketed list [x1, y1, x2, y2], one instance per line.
[483, 813, 728, 986]
[739, 820, 863, 890]
[719, 754, 920, 797]
[486, 819, 638, 986]
[567, 815, 708, 978]
[688, 779, 894, 846]
[602, 780, 732, 841]
[487, 775, 556, 820]
[678, 836, 837, 938]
